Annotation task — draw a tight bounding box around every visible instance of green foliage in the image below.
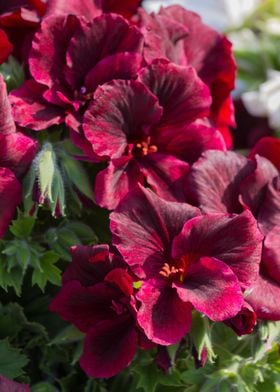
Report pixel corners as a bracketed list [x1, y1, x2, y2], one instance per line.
[0, 56, 25, 91]
[0, 339, 28, 378]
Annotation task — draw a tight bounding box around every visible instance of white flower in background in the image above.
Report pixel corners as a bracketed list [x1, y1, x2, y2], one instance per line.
[228, 29, 259, 51]
[143, 0, 261, 30]
[242, 70, 280, 129]
[264, 18, 280, 35]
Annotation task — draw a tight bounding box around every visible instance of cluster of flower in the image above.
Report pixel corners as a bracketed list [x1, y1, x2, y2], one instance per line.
[0, 0, 279, 381]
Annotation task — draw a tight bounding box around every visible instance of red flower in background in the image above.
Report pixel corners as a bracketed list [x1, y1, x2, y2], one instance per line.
[0, 75, 37, 238]
[136, 5, 236, 147]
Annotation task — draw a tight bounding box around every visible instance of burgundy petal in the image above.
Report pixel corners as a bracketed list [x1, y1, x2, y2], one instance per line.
[104, 268, 133, 296]
[29, 14, 81, 89]
[186, 150, 253, 213]
[10, 80, 65, 130]
[83, 80, 162, 159]
[240, 155, 278, 216]
[0, 133, 37, 177]
[249, 136, 280, 171]
[261, 226, 280, 283]
[94, 156, 144, 210]
[110, 185, 200, 278]
[0, 74, 16, 134]
[171, 211, 263, 289]
[46, 0, 101, 20]
[50, 280, 119, 332]
[0, 375, 30, 392]
[0, 167, 21, 238]
[152, 121, 226, 165]
[102, 0, 142, 19]
[136, 8, 188, 65]
[80, 316, 137, 378]
[247, 273, 280, 320]
[139, 152, 189, 202]
[139, 60, 211, 131]
[158, 6, 236, 125]
[0, 29, 13, 64]
[224, 301, 256, 336]
[136, 279, 192, 345]
[173, 257, 243, 321]
[257, 177, 280, 235]
[63, 244, 113, 286]
[65, 13, 143, 90]
[85, 52, 142, 92]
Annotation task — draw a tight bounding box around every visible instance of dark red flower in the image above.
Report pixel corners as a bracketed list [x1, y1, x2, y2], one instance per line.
[0, 28, 13, 63]
[50, 244, 149, 378]
[224, 301, 257, 336]
[10, 12, 144, 132]
[0, 75, 37, 177]
[110, 186, 262, 344]
[84, 59, 224, 209]
[0, 374, 30, 392]
[186, 149, 280, 320]
[46, 0, 142, 20]
[0, 167, 21, 238]
[136, 5, 236, 147]
[249, 136, 280, 172]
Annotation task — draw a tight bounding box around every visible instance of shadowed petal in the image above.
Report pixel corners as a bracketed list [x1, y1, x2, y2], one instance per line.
[240, 155, 278, 216]
[66, 13, 143, 89]
[247, 273, 280, 320]
[0, 133, 37, 177]
[261, 226, 280, 283]
[63, 244, 114, 286]
[0, 74, 16, 134]
[139, 60, 211, 131]
[139, 153, 189, 202]
[0, 168, 21, 238]
[153, 121, 226, 165]
[80, 316, 137, 378]
[49, 280, 119, 332]
[85, 52, 142, 92]
[186, 150, 253, 213]
[136, 279, 192, 345]
[95, 157, 143, 210]
[258, 177, 280, 235]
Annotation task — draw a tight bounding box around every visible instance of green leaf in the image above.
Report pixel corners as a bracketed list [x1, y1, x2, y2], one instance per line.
[32, 382, 59, 392]
[49, 325, 84, 346]
[190, 314, 216, 363]
[32, 251, 61, 291]
[0, 261, 24, 295]
[133, 360, 183, 392]
[0, 339, 28, 378]
[0, 56, 25, 91]
[62, 155, 93, 201]
[9, 215, 36, 239]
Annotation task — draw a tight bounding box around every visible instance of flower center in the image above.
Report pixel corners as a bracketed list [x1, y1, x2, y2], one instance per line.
[159, 262, 184, 282]
[159, 254, 196, 282]
[133, 136, 158, 157]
